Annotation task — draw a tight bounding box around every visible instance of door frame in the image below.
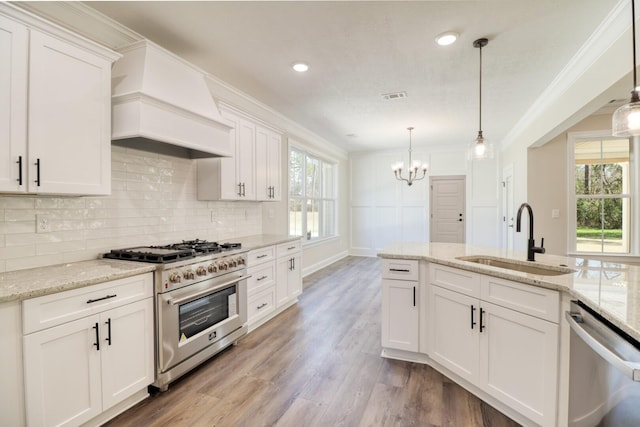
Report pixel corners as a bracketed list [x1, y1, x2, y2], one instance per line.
[502, 164, 514, 250]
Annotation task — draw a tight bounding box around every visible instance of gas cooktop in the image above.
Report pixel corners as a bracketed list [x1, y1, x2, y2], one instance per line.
[104, 240, 242, 263]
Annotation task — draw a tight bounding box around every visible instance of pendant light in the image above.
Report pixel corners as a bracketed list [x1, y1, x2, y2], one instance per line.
[391, 127, 428, 186]
[468, 38, 494, 160]
[612, 0, 640, 137]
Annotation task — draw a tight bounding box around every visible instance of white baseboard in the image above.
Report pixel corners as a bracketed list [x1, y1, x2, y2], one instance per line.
[302, 250, 349, 277]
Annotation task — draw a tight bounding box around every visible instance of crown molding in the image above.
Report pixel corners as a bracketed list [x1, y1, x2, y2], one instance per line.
[501, 0, 629, 150]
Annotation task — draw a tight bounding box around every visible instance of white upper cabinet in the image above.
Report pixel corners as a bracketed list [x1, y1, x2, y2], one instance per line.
[197, 107, 282, 202]
[255, 125, 282, 201]
[0, 5, 119, 195]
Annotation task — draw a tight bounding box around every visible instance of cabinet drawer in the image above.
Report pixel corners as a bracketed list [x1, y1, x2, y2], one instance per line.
[247, 262, 275, 294]
[381, 259, 419, 281]
[247, 246, 275, 266]
[23, 273, 153, 334]
[276, 239, 302, 257]
[247, 286, 276, 324]
[430, 264, 480, 298]
[480, 275, 559, 323]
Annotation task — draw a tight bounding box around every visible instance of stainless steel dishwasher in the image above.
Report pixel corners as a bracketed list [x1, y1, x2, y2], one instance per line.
[566, 300, 640, 426]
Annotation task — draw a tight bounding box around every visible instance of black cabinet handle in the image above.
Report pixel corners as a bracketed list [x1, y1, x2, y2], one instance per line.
[257, 275, 268, 281]
[105, 318, 112, 345]
[413, 286, 416, 307]
[471, 305, 477, 329]
[237, 183, 242, 196]
[16, 156, 22, 185]
[389, 268, 410, 273]
[241, 182, 246, 197]
[93, 322, 100, 351]
[257, 303, 267, 310]
[35, 158, 40, 187]
[86, 294, 117, 304]
[480, 308, 486, 332]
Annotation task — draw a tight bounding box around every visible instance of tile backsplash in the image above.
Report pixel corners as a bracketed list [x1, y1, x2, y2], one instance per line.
[0, 146, 262, 273]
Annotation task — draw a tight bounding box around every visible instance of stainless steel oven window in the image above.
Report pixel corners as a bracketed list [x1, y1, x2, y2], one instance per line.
[178, 285, 237, 341]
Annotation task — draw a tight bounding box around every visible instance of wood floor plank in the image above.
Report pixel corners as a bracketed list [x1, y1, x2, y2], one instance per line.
[105, 256, 521, 427]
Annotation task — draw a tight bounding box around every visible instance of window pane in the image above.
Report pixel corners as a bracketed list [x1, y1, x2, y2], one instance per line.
[576, 198, 602, 252]
[306, 199, 319, 239]
[322, 163, 335, 198]
[289, 198, 303, 236]
[321, 200, 335, 237]
[603, 198, 628, 253]
[306, 157, 320, 198]
[289, 150, 304, 197]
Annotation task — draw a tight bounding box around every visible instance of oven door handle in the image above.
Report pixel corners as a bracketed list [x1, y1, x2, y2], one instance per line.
[167, 274, 251, 306]
[565, 310, 640, 381]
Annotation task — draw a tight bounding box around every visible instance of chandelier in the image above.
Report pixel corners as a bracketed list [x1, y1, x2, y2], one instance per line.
[391, 127, 428, 186]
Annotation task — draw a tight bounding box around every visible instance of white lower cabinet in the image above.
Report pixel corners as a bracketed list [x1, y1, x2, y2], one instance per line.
[382, 278, 419, 352]
[427, 264, 559, 427]
[275, 241, 302, 307]
[22, 274, 154, 427]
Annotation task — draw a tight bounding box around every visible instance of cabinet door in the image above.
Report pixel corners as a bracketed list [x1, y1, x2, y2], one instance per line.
[0, 15, 27, 193]
[479, 301, 558, 427]
[255, 126, 270, 200]
[24, 315, 102, 427]
[28, 30, 111, 195]
[382, 279, 419, 352]
[236, 116, 256, 199]
[428, 285, 479, 383]
[266, 131, 281, 201]
[101, 298, 154, 410]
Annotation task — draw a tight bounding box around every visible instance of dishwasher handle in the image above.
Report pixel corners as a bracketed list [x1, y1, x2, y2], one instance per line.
[565, 310, 640, 381]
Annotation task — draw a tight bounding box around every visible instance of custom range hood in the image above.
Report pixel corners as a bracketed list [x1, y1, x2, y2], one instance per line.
[111, 40, 233, 158]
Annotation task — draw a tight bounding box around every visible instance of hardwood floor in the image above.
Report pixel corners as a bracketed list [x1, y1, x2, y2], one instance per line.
[105, 256, 521, 427]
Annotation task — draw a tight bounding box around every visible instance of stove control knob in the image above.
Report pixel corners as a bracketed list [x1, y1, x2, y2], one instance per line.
[207, 263, 218, 273]
[196, 266, 207, 276]
[236, 257, 245, 265]
[183, 269, 195, 280]
[219, 261, 228, 270]
[228, 258, 237, 268]
[168, 272, 181, 283]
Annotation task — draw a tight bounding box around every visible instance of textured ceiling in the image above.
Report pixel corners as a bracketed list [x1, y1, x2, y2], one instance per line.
[87, 0, 623, 152]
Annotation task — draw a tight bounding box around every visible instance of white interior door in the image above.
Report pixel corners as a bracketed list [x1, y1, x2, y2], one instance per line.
[502, 165, 514, 250]
[430, 176, 466, 243]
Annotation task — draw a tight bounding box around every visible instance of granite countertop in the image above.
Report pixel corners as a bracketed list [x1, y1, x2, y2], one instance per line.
[234, 234, 302, 251]
[0, 259, 156, 304]
[378, 242, 640, 343]
[0, 234, 303, 304]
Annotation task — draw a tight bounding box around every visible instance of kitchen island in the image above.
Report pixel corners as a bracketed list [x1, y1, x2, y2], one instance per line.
[378, 242, 640, 427]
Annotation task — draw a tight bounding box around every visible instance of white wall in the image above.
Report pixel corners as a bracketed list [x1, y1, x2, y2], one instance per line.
[349, 145, 501, 255]
[0, 146, 262, 273]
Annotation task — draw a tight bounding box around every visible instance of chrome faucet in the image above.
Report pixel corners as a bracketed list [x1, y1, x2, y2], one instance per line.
[515, 202, 545, 262]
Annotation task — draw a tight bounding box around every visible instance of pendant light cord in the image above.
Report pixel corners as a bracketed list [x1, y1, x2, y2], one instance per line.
[479, 43, 483, 133]
[633, 0, 639, 101]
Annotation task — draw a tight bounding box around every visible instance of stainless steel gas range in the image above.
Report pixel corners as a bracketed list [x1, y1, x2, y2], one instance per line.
[105, 240, 249, 391]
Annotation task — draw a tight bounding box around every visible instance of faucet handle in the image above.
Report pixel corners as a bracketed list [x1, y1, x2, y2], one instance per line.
[540, 237, 544, 248]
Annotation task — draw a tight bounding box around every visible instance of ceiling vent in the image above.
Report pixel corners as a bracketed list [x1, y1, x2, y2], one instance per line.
[382, 91, 408, 100]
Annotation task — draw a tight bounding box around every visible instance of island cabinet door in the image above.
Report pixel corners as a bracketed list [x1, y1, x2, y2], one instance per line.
[381, 278, 419, 352]
[427, 284, 480, 385]
[479, 301, 559, 427]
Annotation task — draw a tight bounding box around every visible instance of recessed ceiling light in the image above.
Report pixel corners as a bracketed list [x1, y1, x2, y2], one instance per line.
[292, 62, 309, 72]
[435, 32, 458, 46]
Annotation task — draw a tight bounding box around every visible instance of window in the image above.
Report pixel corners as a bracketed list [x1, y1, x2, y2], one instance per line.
[570, 135, 632, 254]
[289, 147, 336, 241]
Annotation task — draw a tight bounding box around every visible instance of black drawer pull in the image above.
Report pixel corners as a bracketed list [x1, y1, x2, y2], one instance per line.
[480, 308, 486, 332]
[105, 318, 112, 345]
[93, 322, 100, 351]
[257, 254, 268, 259]
[35, 158, 41, 186]
[16, 156, 23, 185]
[257, 303, 267, 310]
[389, 268, 410, 273]
[86, 294, 117, 304]
[471, 305, 477, 329]
[257, 275, 268, 281]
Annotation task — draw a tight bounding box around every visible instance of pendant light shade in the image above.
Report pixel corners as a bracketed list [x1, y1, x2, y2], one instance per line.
[613, 0, 640, 136]
[468, 38, 495, 160]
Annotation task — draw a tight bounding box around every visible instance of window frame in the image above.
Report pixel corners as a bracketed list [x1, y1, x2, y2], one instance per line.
[567, 130, 635, 256]
[288, 145, 338, 244]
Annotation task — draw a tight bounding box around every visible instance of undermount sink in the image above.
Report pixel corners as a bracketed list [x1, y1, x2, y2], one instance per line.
[456, 255, 575, 276]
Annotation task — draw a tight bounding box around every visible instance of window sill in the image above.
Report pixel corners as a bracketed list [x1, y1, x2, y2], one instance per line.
[302, 235, 340, 249]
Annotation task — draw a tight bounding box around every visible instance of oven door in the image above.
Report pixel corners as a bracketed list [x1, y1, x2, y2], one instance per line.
[157, 273, 247, 373]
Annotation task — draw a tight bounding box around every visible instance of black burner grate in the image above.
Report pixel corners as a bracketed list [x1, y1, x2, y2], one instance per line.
[104, 240, 242, 263]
